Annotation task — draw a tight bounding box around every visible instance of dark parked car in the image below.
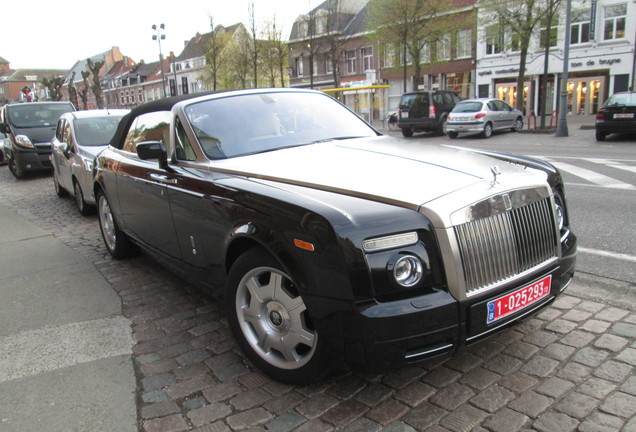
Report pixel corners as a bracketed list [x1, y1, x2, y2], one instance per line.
[51, 109, 129, 215]
[0, 102, 75, 178]
[94, 88, 576, 384]
[595, 91, 636, 141]
[446, 98, 524, 139]
[397, 90, 461, 137]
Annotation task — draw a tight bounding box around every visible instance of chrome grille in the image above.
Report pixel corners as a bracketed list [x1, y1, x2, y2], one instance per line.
[454, 197, 559, 295]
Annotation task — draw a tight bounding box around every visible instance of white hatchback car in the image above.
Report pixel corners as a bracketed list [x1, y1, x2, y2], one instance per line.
[51, 109, 129, 215]
[445, 98, 523, 139]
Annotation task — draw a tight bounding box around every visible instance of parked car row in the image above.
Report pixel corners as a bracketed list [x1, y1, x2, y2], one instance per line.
[397, 91, 524, 139]
[1, 90, 578, 384]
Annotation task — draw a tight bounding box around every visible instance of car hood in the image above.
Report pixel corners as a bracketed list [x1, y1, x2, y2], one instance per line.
[212, 135, 547, 210]
[12, 125, 57, 144]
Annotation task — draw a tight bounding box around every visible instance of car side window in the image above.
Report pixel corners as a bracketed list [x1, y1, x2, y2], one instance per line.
[122, 111, 171, 155]
[495, 100, 510, 111]
[174, 117, 197, 161]
[432, 93, 443, 105]
[487, 101, 498, 111]
[63, 121, 75, 152]
[56, 119, 65, 141]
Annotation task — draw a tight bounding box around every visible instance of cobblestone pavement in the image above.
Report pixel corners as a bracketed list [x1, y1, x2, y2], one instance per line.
[2, 166, 634, 432]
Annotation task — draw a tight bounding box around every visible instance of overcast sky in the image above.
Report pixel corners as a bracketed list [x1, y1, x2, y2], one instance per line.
[3, 0, 313, 70]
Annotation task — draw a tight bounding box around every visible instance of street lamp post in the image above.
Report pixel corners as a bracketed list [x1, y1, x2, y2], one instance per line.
[152, 23, 167, 98]
[555, 0, 572, 137]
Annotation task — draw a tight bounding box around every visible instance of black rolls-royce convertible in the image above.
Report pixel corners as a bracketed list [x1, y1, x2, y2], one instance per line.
[94, 88, 577, 384]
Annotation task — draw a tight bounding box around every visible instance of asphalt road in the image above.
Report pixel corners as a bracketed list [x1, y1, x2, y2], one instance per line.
[384, 116, 636, 288]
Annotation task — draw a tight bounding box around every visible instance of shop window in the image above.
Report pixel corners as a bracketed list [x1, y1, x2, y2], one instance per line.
[603, 4, 626, 40]
[326, 54, 333, 74]
[571, 9, 590, 44]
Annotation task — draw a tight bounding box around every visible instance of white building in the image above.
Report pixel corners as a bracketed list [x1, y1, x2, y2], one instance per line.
[475, 0, 635, 116]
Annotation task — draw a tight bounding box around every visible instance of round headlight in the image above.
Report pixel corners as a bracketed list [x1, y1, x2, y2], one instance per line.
[393, 255, 423, 287]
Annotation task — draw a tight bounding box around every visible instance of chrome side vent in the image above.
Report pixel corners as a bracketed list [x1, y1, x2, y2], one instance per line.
[454, 197, 559, 296]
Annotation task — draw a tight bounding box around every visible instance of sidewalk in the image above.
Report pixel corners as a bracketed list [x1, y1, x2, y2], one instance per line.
[0, 204, 137, 431]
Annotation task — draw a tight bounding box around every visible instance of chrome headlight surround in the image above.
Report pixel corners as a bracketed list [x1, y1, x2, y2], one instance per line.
[553, 192, 565, 231]
[390, 254, 424, 287]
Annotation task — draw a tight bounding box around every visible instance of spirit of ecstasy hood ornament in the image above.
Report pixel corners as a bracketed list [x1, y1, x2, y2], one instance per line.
[490, 165, 501, 187]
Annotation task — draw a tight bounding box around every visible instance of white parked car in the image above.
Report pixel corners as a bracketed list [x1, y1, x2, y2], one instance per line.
[51, 109, 129, 215]
[445, 98, 524, 139]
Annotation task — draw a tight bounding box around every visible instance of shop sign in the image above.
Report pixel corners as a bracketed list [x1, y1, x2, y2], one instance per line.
[571, 58, 621, 68]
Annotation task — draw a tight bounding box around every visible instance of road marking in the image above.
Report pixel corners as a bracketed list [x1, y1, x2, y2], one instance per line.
[0, 316, 133, 383]
[579, 247, 636, 263]
[581, 158, 636, 174]
[546, 160, 635, 190]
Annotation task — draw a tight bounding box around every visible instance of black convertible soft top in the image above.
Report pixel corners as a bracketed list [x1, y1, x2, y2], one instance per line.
[109, 92, 216, 148]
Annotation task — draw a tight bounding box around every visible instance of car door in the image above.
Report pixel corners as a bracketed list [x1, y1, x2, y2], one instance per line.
[164, 116, 229, 283]
[494, 100, 515, 129]
[114, 111, 181, 258]
[52, 118, 74, 191]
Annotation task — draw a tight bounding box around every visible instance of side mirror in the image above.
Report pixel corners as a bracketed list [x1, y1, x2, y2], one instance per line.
[136, 141, 166, 160]
[58, 142, 69, 154]
[0, 124, 8, 134]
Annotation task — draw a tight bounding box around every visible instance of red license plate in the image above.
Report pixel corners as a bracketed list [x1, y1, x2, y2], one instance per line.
[487, 275, 552, 324]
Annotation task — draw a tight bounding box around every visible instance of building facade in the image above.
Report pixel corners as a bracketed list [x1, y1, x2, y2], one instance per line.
[475, 0, 635, 116]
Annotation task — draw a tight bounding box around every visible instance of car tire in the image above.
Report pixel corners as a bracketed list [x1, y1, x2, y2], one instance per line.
[74, 180, 95, 216]
[480, 123, 493, 139]
[595, 130, 606, 141]
[8, 156, 26, 179]
[448, 131, 459, 139]
[437, 117, 448, 136]
[97, 191, 136, 259]
[226, 247, 329, 385]
[401, 128, 413, 138]
[512, 117, 524, 132]
[54, 171, 69, 197]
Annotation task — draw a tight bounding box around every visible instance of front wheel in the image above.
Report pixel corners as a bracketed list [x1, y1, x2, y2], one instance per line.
[226, 247, 328, 384]
[54, 171, 69, 197]
[8, 156, 26, 179]
[512, 117, 524, 132]
[97, 191, 136, 259]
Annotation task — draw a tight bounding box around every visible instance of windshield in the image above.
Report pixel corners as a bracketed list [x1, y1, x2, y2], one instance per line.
[185, 92, 377, 159]
[452, 101, 484, 113]
[7, 103, 74, 128]
[605, 93, 636, 107]
[74, 115, 125, 146]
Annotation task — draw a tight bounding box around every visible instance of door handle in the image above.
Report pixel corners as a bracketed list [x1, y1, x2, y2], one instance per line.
[149, 173, 178, 184]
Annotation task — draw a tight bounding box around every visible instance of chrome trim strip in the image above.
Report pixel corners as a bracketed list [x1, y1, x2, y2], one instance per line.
[405, 343, 454, 359]
[466, 297, 553, 342]
[166, 185, 206, 198]
[560, 276, 574, 292]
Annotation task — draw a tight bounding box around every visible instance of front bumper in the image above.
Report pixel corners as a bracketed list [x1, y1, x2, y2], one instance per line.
[12, 145, 52, 172]
[312, 231, 577, 373]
